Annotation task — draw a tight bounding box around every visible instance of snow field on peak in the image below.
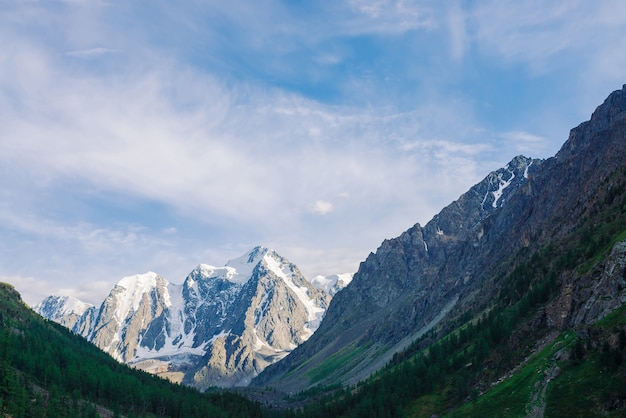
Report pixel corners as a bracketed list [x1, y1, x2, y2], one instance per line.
[310, 275, 335, 291]
[192, 264, 238, 283]
[34, 295, 93, 317]
[310, 273, 353, 293]
[114, 272, 170, 316]
[225, 246, 271, 284]
[39, 246, 341, 387]
[524, 160, 533, 179]
[58, 296, 93, 315]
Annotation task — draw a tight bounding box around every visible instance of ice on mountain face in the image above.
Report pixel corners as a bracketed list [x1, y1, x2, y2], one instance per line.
[33, 296, 94, 332]
[524, 160, 533, 179]
[492, 169, 515, 208]
[59, 296, 93, 315]
[192, 264, 236, 282]
[134, 332, 208, 360]
[479, 158, 533, 211]
[310, 276, 334, 292]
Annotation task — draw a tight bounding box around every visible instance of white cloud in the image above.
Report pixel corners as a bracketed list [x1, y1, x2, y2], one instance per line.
[1, 275, 58, 307]
[3, 0, 625, 307]
[346, 0, 436, 33]
[499, 131, 552, 158]
[447, 1, 467, 60]
[55, 280, 115, 306]
[66, 47, 118, 57]
[469, 1, 626, 74]
[312, 200, 334, 215]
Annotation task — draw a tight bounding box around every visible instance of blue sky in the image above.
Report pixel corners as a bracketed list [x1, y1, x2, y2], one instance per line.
[2, 0, 626, 305]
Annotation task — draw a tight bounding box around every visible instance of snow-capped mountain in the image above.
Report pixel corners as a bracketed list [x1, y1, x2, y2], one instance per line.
[34, 246, 335, 388]
[33, 295, 94, 330]
[310, 273, 353, 296]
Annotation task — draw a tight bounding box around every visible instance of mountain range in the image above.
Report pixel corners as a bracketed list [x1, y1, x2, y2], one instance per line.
[34, 246, 352, 389]
[24, 84, 626, 416]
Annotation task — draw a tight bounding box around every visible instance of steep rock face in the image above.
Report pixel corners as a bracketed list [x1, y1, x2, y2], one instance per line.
[36, 247, 333, 389]
[86, 272, 172, 363]
[254, 155, 540, 389]
[254, 85, 626, 390]
[542, 240, 626, 330]
[189, 249, 330, 388]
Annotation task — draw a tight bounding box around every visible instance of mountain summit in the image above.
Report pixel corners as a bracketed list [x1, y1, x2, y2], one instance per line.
[35, 246, 334, 388]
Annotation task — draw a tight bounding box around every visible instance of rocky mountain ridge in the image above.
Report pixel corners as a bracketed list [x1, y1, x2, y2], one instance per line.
[254, 85, 626, 391]
[35, 246, 349, 388]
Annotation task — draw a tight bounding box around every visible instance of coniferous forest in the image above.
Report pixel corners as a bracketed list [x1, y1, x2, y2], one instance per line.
[0, 282, 262, 418]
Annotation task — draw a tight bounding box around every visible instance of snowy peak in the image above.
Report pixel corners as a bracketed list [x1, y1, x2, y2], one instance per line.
[224, 246, 271, 283]
[114, 271, 168, 297]
[34, 295, 93, 319]
[186, 264, 235, 285]
[186, 247, 283, 286]
[257, 250, 328, 333]
[479, 155, 537, 211]
[33, 295, 94, 330]
[36, 246, 339, 389]
[110, 271, 171, 316]
[310, 273, 354, 296]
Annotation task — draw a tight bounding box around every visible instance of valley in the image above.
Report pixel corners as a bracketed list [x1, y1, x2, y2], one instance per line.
[4, 84, 626, 416]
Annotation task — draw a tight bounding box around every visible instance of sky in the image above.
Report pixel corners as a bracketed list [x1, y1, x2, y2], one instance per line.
[2, 0, 626, 306]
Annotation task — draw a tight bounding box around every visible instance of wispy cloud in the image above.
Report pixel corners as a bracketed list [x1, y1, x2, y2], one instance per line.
[0, 275, 56, 307]
[346, 0, 436, 33]
[468, 1, 626, 73]
[501, 131, 550, 155]
[66, 47, 118, 57]
[2, 0, 626, 305]
[446, 1, 468, 60]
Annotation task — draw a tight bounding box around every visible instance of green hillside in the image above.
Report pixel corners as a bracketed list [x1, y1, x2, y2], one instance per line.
[0, 283, 262, 418]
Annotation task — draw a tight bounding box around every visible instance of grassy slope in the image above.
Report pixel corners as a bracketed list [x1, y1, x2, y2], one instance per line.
[443, 331, 576, 418]
[444, 305, 626, 418]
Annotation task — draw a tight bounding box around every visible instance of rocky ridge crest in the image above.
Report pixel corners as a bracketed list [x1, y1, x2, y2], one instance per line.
[254, 85, 626, 390]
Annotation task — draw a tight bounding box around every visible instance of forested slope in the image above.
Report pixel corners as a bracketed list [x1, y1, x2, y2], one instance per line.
[262, 162, 626, 417]
[0, 282, 262, 417]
